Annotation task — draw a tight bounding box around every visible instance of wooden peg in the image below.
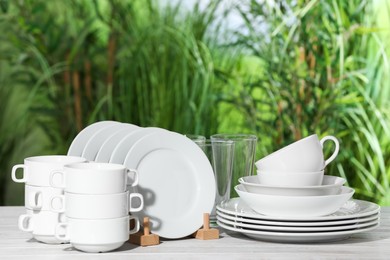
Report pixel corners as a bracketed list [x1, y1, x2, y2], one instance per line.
[193, 213, 219, 240]
[129, 217, 160, 246]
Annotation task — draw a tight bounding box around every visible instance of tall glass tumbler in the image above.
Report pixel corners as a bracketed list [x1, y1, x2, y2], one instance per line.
[197, 140, 234, 223]
[210, 134, 257, 198]
[184, 134, 206, 146]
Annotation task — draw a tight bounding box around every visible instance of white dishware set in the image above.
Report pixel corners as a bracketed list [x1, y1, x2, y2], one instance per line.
[12, 155, 86, 244]
[67, 121, 215, 239]
[217, 134, 381, 242]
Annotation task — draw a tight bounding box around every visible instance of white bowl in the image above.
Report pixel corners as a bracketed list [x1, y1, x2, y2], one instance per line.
[235, 184, 354, 218]
[239, 175, 345, 196]
[256, 170, 324, 186]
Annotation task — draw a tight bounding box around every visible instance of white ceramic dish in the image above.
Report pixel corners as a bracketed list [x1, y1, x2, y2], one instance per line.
[236, 184, 354, 217]
[239, 175, 345, 196]
[217, 214, 379, 232]
[68, 121, 120, 156]
[216, 210, 380, 227]
[256, 170, 324, 187]
[81, 123, 132, 161]
[95, 124, 141, 162]
[255, 134, 339, 172]
[124, 131, 215, 239]
[110, 127, 168, 164]
[217, 220, 379, 243]
[217, 198, 380, 221]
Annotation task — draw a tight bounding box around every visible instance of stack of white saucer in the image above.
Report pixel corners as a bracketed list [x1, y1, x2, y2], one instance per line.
[12, 155, 86, 244]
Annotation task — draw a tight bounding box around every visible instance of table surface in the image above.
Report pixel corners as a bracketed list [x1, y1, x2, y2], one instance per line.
[1, 206, 389, 260]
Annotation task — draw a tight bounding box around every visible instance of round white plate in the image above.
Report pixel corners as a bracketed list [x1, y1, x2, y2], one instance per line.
[81, 124, 134, 161]
[217, 214, 379, 232]
[109, 127, 167, 164]
[68, 121, 120, 156]
[217, 198, 380, 221]
[94, 124, 141, 162]
[124, 131, 215, 239]
[217, 210, 380, 227]
[217, 221, 380, 243]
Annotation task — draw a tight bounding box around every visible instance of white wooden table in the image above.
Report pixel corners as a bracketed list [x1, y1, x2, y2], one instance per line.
[1, 206, 389, 259]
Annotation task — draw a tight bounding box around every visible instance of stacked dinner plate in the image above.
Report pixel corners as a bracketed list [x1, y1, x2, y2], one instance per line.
[216, 198, 380, 243]
[67, 121, 216, 239]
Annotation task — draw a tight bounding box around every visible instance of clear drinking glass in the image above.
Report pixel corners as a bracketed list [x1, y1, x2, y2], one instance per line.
[184, 134, 206, 145]
[197, 140, 234, 224]
[210, 134, 257, 198]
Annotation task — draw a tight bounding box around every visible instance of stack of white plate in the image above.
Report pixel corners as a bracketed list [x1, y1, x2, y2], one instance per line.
[68, 121, 216, 239]
[216, 198, 380, 243]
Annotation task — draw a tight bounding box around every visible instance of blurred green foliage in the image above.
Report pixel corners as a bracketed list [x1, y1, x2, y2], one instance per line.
[0, 0, 389, 205]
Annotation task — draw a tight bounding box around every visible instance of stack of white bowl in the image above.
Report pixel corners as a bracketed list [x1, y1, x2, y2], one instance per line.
[236, 134, 355, 218]
[12, 155, 86, 244]
[49, 162, 143, 253]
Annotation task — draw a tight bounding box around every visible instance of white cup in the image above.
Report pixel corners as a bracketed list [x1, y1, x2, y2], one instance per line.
[18, 209, 67, 244]
[256, 170, 324, 187]
[51, 191, 144, 219]
[255, 134, 339, 171]
[11, 155, 86, 187]
[25, 185, 64, 211]
[55, 216, 139, 253]
[50, 162, 138, 194]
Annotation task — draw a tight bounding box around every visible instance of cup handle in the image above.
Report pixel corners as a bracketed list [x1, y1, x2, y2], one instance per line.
[50, 170, 65, 189]
[29, 191, 43, 210]
[50, 195, 65, 213]
[18, 214, 33, 232]
[55, 223, 70, 241]
[11, 164, 26, 183]
[129, 193, 144, 213]
[128, 215, 140, 235]
[320, 136, 340, 167]
[127, 169, 139, 187]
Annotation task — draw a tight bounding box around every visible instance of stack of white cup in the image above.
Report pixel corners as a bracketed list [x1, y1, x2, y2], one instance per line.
[49, 162, 143, 253]
[12, 155, 86, 244]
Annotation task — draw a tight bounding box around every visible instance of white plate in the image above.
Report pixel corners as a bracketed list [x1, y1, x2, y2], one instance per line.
[216, 210, 380, 227]
[217, 214, 379, 232]
[217, 198, 380, 221]
[95, 124, 141, 163]
[236, 184, 354, 218]
[124, 131, 215, 239]
[239, 175, 345, 196]
[81, 124, 135, 161]
[109, 127, 167, 164]
[217, 220, 380, 243]
[68, 121, 120, 156]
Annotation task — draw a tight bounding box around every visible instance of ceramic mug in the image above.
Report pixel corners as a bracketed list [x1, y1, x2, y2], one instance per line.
[55, 216, 139, 253]
[255, 134, 339, 171]
[51, 191, 144, 218]
[11, 155, 86, 187]
[18, 209, 67, 244]
[25, 185, 63, 211]
[50, 162, 138, 194]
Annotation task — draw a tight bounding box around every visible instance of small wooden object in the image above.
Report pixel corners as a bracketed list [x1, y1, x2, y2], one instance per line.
[193, 213, 219, 240]
[128, 217, 160, 246]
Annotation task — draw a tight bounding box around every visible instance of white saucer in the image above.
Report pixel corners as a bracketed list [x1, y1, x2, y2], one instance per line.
[217, 220, 380, 243]
[217, 214, 379, 232]
[82, 123, 132, 161]
[124, 131, 215, 239]
[110, 127, 167, 164]
[217, 198, 380, 221]
[68, 121, 120, 156]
